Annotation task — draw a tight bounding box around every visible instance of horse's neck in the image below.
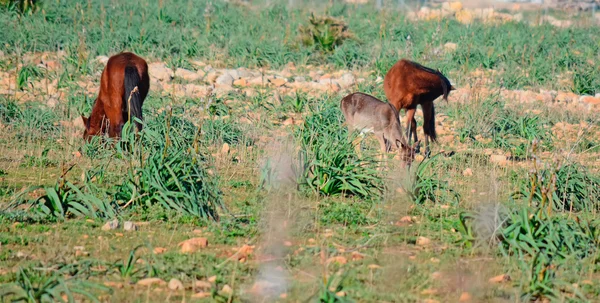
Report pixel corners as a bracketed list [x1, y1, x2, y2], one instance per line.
[89, 99, 106, 127]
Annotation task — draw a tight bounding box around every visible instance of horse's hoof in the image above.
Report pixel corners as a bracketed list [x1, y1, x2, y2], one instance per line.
[425, 149, 431, 158]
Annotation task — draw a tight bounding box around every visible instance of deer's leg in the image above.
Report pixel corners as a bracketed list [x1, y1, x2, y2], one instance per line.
[375, 134, 389, 171]
[352, 134, 364, 157]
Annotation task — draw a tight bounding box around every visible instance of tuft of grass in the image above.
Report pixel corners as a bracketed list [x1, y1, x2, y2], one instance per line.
[0, 267, 111, 302]
[408, 154, 460, 205]
[296, 102, 383, 198]
[115, 114, 224, 221]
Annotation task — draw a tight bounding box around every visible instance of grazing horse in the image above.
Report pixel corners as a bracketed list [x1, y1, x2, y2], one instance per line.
[340, 92, 417, 168]
[383, 59, 455, 156]
[81, 52, 149, 141]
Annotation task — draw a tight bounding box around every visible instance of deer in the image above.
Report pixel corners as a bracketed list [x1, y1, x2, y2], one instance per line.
[340, 92, 417, 168]
[383, 59, 455, 157]
[81, 52, 150, 141]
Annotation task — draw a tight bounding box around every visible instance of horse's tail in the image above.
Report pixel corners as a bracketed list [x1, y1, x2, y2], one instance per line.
[123, 65, 143, 131]
[410, 60, 453, 101]
[423, 102, 437, 142]
[434, 68, 452, 102]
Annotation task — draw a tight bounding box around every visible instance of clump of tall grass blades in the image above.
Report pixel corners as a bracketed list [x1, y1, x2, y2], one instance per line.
[296, 103, 383, 198]
[116, 113, 224, 221]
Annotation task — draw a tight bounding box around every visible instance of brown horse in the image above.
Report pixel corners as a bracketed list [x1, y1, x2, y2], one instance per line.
[383, 59, 455, 156]
[81, 52, 149, 141]
[340, 92, 417, 168]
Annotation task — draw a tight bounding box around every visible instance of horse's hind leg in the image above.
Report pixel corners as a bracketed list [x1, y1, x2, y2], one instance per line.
[405, 107, 419, 154]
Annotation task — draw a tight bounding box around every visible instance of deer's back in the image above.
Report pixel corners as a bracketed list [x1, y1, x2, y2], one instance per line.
[341, 93, 396, 132]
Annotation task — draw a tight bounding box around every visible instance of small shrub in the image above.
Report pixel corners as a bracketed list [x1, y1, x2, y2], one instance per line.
[298, 13, 355, 53]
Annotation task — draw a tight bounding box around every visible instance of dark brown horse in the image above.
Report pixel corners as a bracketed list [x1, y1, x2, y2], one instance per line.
[383, 59, 454, 156]
[81, 52, 149, 140]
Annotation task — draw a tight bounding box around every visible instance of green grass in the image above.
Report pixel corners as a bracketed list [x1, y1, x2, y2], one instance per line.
[1, 1, 600, 302]
[0, 1, 599, 92]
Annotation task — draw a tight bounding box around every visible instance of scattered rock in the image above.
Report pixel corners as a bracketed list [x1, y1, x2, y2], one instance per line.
[194, 280, 212, 290]
[178, 237, 208, 253]
[221, 143, 230, 154]
[416, 236, 431, 247]
[462, 168, 473, 177]
[123, 221, 138, 231]
[148, 62, 173, 82]
[46, 98, 59, 108]
[490, 155, 508, 165]
[233, 78, 248, 87]
[336, 291, 346, 297]
[459, 292, 472, 302]
[175, 68, 202, 81]
[137, 278, 167, 287]
[489, 274, 511, 283]
[368, 264, 381, 270]
[294, 76, 306, 83]
[327, 256, 348, 265]
[153, 247, 167, 254]
[215, 73, 234, 87]
[192, 292, 211, 298]
[208, 275, 217, 283]
[421, 288, 439, 295]
[104, 281, 124, 289]
[444, 42, 458, 52]
[168, 278, 184, 291]
[220, 284, 233, 295]
[101, 219, 119, 231]
[580, 96, 600, 105]
[456, 9, 474, 24]
[336, 73, 356, 88]
[95, 56, 109, 65]
[351, 251, 365, 261]
[269, 78, 287, 87]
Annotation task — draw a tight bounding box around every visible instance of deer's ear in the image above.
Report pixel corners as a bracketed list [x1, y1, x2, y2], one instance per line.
[81, 115, 88, 128]
[412, 140, 421, 149]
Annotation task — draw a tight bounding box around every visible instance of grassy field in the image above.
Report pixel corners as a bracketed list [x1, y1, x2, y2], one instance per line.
[1, 0, 600, 302]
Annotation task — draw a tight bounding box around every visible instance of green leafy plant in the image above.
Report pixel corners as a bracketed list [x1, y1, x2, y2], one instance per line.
[0, 267, 110, 302]
[298, 13, 355, 53]
[112, 245, 156, 280]
[9, 166, 117, 220]
[17, 65, 43, 90]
